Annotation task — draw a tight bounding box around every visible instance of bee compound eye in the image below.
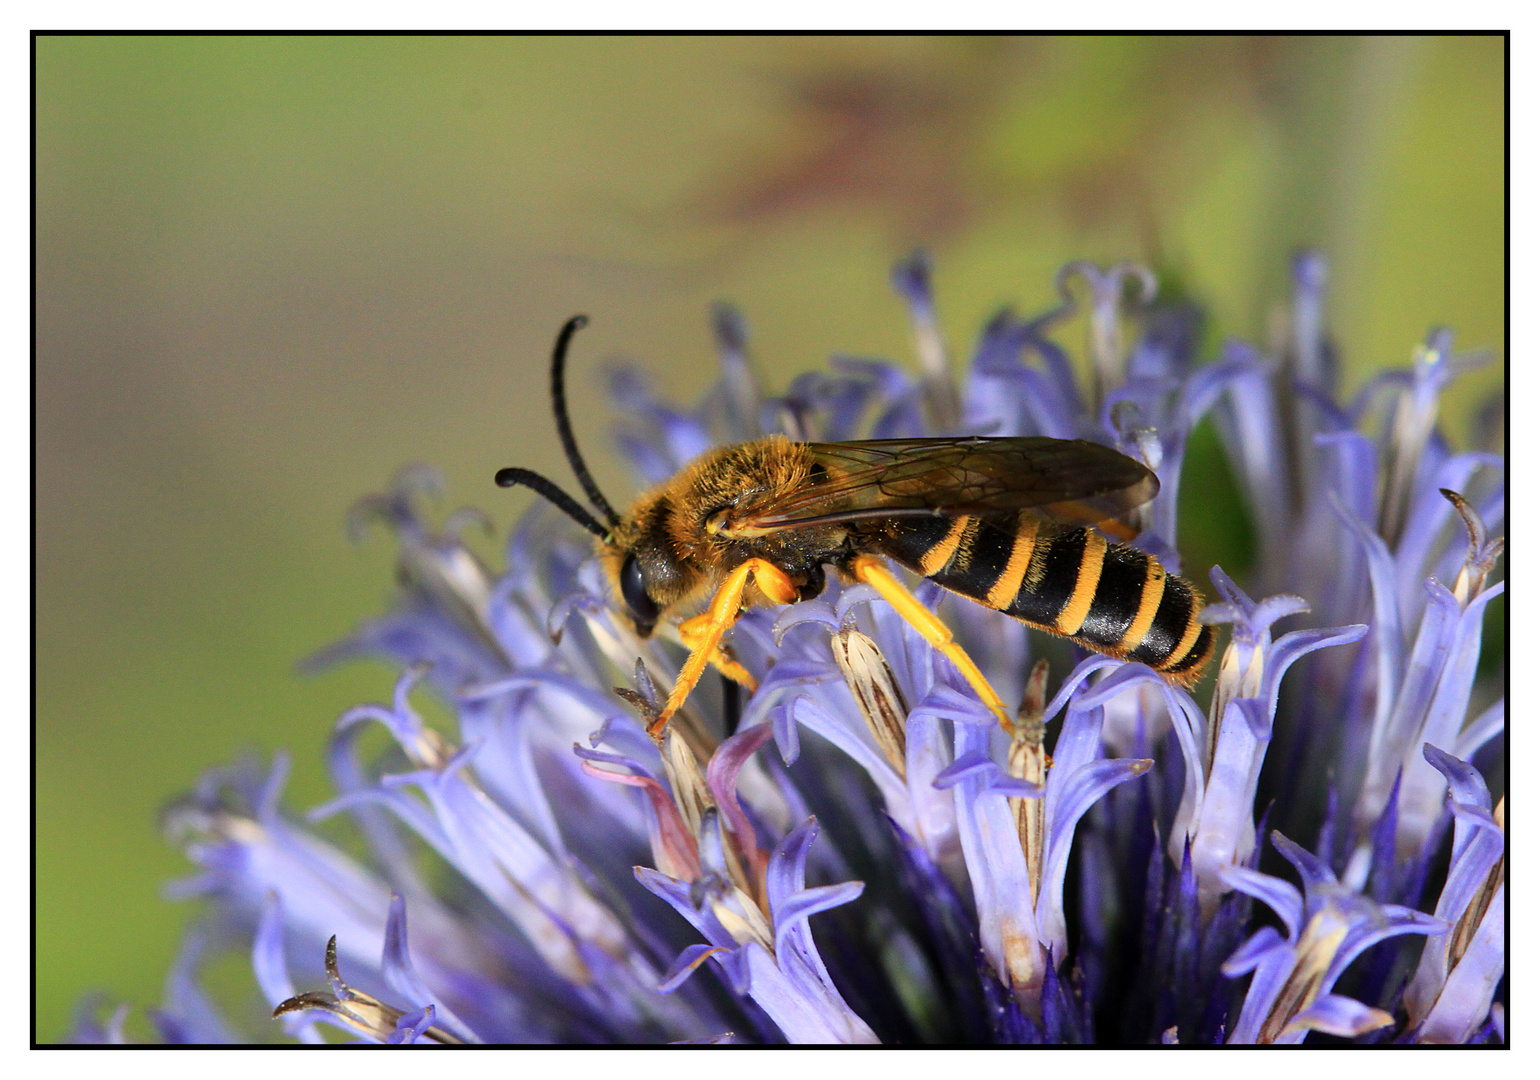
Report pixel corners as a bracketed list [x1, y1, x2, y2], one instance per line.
[619, 554, 660, 631]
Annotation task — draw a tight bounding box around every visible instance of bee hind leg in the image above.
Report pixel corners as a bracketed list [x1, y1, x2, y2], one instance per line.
[651, 558, 797, 739]
[849, 554, 1013, 731]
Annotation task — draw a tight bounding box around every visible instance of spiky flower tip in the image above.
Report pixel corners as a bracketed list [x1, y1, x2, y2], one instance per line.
[72, 253, 1502, 1044]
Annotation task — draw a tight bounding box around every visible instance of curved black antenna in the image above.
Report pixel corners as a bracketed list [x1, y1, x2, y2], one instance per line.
[495, 467, 609, 540]
[548, 315, 622, 530]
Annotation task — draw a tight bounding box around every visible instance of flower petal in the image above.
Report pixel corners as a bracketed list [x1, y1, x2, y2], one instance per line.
[1416, 884, 1504, 1043]
[1218, 866, 1302, 940]
[1036, 758, 1152, 956]
[659, 944, 731, 994]
[1222, 925, 1288, 976]
[1281, 994, 1392, 1039]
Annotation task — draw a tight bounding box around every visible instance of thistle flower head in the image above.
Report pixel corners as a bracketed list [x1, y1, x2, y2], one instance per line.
[76, 252, 1502, 1044]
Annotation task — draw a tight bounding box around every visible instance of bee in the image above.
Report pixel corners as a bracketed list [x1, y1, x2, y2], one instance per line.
[498, 316, 1213, 739]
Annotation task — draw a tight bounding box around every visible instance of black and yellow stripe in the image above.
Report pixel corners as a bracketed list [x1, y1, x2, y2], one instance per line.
[878, 512, 1213, 685]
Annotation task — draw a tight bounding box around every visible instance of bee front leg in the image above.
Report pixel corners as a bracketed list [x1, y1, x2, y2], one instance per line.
[848, 554, 1013, 731]
[678, 615, 759, 692]
[651, 558, 797, 739]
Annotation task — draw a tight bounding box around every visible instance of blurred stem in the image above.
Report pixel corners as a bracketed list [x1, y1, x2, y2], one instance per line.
[1256, 37, 1427, 341]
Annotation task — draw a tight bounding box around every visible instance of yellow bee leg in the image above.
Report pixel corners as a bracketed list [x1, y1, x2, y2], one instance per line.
[678, 615, 759, 692]
[651, 559, 797, 739]
[849, 554, 1012, 731]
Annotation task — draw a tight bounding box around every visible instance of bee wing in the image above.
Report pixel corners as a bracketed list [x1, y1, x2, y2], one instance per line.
[727, 437, 1158, 532]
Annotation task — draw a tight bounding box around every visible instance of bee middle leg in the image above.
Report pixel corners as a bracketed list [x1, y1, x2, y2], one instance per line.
[848, 553, 1013, 731]
[651, 558, 797, 739]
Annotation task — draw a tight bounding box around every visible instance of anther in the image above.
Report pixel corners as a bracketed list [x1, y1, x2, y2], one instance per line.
[830, 628, 909, 776]
[660, 730, 712, 840]
[1443, 488, 1504, 607]
[1009, 660, 1051, 901]
[272, 936, 462, 1044]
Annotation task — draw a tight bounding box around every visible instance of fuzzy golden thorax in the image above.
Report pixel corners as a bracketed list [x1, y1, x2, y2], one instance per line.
[598, 436, 846, 632]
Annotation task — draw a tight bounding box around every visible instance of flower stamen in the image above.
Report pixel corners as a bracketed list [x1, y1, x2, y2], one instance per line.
[1008, 659, 1051, 903]
[830, 627, 909, 776]
[1450, 796, 1504, 969]
[272, 936, 462, 1045]
[1259, 912, 1349, 1044]
[1443, 488, 1505, 607]
[660, 729, 713, 841]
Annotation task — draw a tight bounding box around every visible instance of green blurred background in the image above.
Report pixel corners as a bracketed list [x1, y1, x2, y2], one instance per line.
[36, 35, 1502, 1039]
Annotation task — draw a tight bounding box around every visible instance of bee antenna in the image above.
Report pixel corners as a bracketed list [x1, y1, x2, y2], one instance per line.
[494, 467, 609, 540]
[548, 315, 622, 530]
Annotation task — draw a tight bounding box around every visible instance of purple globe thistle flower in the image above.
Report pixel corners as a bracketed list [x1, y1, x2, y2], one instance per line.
[72, 251, 1502, 1044]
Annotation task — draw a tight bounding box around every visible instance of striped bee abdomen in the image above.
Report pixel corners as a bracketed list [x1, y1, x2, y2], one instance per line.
[878, 512, 1213, 685]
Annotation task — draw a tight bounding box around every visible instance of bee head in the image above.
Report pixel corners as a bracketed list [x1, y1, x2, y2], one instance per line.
[494, 316, 700, 640]
[601, 506, 695, 639]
